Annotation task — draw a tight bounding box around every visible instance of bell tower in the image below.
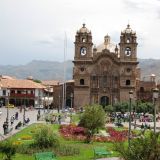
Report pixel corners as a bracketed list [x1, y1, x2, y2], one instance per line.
[119, 24, 138, 61]
[73, 24, 93, 108]
[74, 24, 93, 61]
[119, 24, 139, 101]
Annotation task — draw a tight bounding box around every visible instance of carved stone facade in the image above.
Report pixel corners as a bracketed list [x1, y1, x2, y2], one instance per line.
[73, 24, 139, 108]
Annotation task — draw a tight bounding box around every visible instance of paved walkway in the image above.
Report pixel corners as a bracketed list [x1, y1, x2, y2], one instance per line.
[0, 107, 71, 141]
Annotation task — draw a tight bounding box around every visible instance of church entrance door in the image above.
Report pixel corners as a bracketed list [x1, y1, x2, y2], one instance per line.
[100, 96, 109, 107]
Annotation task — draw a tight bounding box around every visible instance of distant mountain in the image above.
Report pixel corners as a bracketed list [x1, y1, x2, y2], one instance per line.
[0, 59, 160, 81]
[0, 60, 74, 81]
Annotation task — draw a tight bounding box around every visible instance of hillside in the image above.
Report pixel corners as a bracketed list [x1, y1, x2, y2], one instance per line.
[0, 59, 159, 81]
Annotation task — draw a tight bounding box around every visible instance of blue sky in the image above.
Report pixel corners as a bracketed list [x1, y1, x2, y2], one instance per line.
[0, 0, 160, 65]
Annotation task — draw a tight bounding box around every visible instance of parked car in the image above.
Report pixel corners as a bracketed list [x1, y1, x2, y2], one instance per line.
[5, 104, 15, 108]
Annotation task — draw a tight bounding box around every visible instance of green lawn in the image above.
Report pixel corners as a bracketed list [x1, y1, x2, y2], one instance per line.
[0, 123, 119, 160]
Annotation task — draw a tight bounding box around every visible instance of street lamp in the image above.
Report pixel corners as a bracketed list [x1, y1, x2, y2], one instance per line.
[47, 86, 50, 113]
[38, 90, 41, 116]
[134, 97, 138, 129]
[58, 95, 60, 113]
[153, 87, 159, 133]
[6, 88, 10, 125]
[70, 93, 73, 123]
[23, 90, 26, 126]
[128, 90, 133, 148]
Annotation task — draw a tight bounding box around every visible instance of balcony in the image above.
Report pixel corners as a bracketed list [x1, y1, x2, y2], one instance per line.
[10, 93, 35, 98]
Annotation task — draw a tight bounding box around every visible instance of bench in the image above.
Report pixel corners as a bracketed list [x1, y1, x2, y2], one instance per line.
[94, 147, 112, 159]
[35, 151, 57, 160]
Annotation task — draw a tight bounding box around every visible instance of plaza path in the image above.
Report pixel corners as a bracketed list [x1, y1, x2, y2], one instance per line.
[0, 107, 40, 140]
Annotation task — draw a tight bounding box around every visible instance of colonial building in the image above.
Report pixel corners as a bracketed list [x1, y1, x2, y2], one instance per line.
[73, 24, 139, 108]
[0, 76, 45, 108]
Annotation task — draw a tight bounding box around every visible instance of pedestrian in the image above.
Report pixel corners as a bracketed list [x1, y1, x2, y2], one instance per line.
[20, 106, 22, 113]
[3, 122, 8, 135]
[15, 112, 18, 120]
[58, 115, 61, 124]
[10, 116, 14, 126]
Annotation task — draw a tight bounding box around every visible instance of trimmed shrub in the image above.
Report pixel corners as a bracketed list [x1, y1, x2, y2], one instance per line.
[33, 125, 59, 149]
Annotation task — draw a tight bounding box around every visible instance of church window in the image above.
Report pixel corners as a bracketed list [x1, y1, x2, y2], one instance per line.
[125, 47, 131, 56]
[114, 76, 118, 81]
[140, 87, 144, 92]
[80, 79, 85, 85]
[80, 67, 85, 72]
[126, 80, 130, 85]
[126, 68, 131, 73]
[127, 38, 130, 43]
[82, 38, 86, 42]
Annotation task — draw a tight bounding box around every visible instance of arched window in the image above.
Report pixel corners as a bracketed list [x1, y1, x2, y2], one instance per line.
[140, 87, 144, 92]
[127, 38, 130, 43]
[82, 38, 86, 42]
[126, 80, 130, 86]
[80, 79, 85, 85]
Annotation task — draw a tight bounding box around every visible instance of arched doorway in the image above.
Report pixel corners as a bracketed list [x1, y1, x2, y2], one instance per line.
[100, 96, 109, 107]
[66, 98, 71, 108]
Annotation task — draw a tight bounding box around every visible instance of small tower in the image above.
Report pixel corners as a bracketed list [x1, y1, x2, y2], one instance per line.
[119, 24, 138, 61]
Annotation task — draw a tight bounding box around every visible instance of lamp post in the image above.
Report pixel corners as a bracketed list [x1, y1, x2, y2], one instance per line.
[23, 90, 26, 126]
[128, 90, 133, 148]
[70, 93, 73, 123]
[153, 87, 159, 133]
[47, 86, 50, 113]
[38, 90, 41, 116]
[134, 97, 138, 129]
[6, 89, 10, 125]
[58, 95, 60, 113]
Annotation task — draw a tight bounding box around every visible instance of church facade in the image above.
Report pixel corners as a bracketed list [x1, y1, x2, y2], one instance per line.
[73, 24, 139, 108]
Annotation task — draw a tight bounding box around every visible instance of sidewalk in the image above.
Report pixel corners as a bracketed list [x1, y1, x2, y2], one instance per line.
[0, 109, 70, 141]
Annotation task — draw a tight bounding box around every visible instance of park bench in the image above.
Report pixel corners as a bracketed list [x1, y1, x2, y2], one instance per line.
[35, 151, 57, 160]
[94, 147, 112, 159]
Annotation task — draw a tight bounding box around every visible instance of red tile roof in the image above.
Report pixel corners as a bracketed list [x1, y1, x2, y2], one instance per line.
[0, 79, 45, 89]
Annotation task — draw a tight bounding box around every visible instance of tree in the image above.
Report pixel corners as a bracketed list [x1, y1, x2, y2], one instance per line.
[79, 104, 106, 143]
[33, 125, 59, 149]
[115, 131, 160, 160]
[104, 105, 114, 113]
[0, 140, 16, 160]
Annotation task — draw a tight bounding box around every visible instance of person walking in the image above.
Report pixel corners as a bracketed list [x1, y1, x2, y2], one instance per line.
[58, 115, 61, 124]
[3, 122, 8, 135]
[10, 116, 14, 126]
[15, 112, 18, 120]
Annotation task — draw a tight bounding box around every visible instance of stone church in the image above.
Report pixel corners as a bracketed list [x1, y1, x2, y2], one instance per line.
[73, 24, 139, 108]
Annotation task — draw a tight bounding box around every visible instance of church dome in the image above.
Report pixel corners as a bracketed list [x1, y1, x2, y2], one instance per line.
[122, 24, 136, 34]
[97, 34, 118, 53]
[78, 23, 90, 33]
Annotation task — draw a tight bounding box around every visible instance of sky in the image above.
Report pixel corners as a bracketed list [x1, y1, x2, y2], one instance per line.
[0, 0, 160, 65]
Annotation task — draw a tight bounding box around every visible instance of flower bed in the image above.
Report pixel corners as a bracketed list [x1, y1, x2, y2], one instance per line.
[59, 124, 86, 141]
[20, 135, 32, 140]
[59, 124, 129, 142]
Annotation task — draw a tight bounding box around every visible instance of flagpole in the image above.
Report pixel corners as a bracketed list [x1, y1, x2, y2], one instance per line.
[63, 32, 67, 111]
